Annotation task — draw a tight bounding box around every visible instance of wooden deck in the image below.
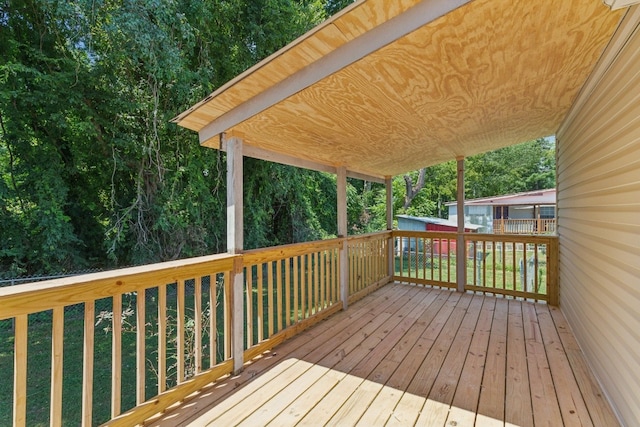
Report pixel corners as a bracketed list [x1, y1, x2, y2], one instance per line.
[146, 283, 619, 427]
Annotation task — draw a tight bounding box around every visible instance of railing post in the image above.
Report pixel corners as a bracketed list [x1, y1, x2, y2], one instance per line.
[456, 157, 466, 292]
[547, 237, 559, 305]
[386, 176, 394, 280]
[226, 135, 245, 374]
[337, 167, 348, 309]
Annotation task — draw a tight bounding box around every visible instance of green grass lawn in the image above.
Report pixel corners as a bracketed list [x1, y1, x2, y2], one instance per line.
[394, 249, 548, 295]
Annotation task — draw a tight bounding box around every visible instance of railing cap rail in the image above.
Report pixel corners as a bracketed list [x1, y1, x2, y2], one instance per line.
[0, 253, 239, 319]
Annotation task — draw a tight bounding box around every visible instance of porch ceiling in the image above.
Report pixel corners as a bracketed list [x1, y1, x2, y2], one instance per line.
[173, 0, 623, 180]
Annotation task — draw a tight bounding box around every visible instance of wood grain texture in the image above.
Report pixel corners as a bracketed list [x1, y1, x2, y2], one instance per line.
[0, 254, 237, 320]
[148, 284, 619, 427]
[13, 315, 28, 427]
[176, 0, 622, 179]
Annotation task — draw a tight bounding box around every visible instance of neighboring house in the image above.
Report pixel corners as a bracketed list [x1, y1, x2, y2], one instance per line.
[396, 215, 481, 255]
[397, 215, 481, 233]
[446, 189, 556, 234]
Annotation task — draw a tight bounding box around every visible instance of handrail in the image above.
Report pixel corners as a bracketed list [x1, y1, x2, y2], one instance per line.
[493, 218, 556, 235]
[1, 254, 238, 427]
[1, 234, 399, 426]
[392, 230, 458, 289]
[347, 231, 392, 303]
[0, 254, 237, 320]
[391, 230, 558, 304]
[0, 230, 560, 426]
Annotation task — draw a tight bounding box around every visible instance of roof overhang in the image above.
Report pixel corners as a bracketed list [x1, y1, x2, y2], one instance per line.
[174, 0, 624, 180]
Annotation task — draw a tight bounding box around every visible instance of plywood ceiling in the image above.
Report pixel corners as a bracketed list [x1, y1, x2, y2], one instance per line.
[174, 0, 623, 179]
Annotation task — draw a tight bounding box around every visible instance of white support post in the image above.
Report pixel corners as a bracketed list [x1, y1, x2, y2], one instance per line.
[226, 136, 245, 374]
[337, 167, 348, 310]
[386, 176, 394, 280]
[456, 157, 466, 293]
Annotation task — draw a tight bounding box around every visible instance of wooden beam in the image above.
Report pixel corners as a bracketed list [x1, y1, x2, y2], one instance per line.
[227, 137, 243, 254]
[226, 136, 245, 374]
[198, 0, 471, 144]
[337, 167, 349, 310]
[456, 158, 465, 293]
[347, 170, 385, 184]
[220, 136, 386, 183]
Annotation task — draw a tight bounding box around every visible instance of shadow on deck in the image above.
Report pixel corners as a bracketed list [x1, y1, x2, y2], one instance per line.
[146, 283, 618, 427]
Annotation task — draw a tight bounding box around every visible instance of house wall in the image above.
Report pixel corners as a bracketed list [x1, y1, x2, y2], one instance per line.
[556, 7, 640, 425]
[507, 207, 534, 220]
[396, 217, 427, 232]
[448, 205, 492, 232]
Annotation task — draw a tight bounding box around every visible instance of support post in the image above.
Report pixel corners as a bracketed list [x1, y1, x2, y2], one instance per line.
[337, 167, 348, 310]
[226, 136, 244, 374]
[385, 176, 394, 280]
[456, 158, 465, 293]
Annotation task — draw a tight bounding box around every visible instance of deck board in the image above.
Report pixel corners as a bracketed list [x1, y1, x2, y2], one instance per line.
[147, 283, 620, 427]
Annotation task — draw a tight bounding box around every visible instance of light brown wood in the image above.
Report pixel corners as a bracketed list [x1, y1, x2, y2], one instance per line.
[548, 306, 620, 426]
[108, 361, 233, 427]
[505, 299, 533, 426]
[176, 0, 621, 179]
[158, 284, 167, 393]
[148, 284, 620, 427]
[194, 277, 202, 374]
[137, 289, 146, 404]
[257, 262, 264, 342]
[246, 267, 253, 349]
[522, 302, 563, 426]
[111, 293, 122, 418]
[50, 308, 64, 426]
[285, 258, 291, 328]
[268, 261, 274, 337]
[209, 277, 217, 367]
[445, 297, 495, 426]
[536, 304, 593, 426]
[82, 300, 95, 426]
[293, 257, 299, 323]
[177, 280, 186, 383]
[276, 260, 283, 332]
[242, 238, 342, 265]
[13, 314, 28, 427]
[476, 291, 507, 423]
[0, 253, 237, 320]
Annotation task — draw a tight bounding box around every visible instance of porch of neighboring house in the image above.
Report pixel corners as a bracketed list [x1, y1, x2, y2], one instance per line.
[446, 189, 558, 236]
[147, 283, 617, 427]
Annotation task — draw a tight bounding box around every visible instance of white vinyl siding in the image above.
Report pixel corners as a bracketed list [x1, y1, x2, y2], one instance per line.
[556, 7, 640, 426]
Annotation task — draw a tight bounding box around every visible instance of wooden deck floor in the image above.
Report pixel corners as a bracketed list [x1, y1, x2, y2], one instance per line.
[147, 283, 619, 427]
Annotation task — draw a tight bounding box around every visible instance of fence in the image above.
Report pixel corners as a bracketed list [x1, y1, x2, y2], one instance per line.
[0, 235, 391, 426]
[392, 230, 458, 289]
[464, 234, 558, 304]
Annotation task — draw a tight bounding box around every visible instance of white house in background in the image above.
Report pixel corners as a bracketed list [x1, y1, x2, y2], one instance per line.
[446, 188, 556, 234]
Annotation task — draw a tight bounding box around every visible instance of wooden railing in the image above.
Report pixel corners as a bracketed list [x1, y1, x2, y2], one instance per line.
[392, 231, 558, 304]
[0, 235, 392, 426]
[347, 231, 392, 302]
[0, 254, 237, 427]
[493, 218, 556, 234]
[393, 230, 458, 289]
[241, 239, 342, 361]
[0, 231, 558, 426]
[464, 234, 558, 304]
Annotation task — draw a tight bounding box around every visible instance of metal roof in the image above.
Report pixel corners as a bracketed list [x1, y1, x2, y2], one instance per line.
[445, 188, 557, 206]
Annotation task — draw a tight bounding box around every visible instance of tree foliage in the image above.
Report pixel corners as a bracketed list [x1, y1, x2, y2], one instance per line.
[0, 1, 555, 278]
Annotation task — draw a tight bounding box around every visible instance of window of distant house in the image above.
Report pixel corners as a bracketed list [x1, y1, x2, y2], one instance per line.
[540, 206, 555, 219]
[494, 206, 509, 219]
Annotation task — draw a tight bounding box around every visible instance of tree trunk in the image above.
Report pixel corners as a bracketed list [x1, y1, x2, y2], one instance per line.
[403, 168, 427, 209]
